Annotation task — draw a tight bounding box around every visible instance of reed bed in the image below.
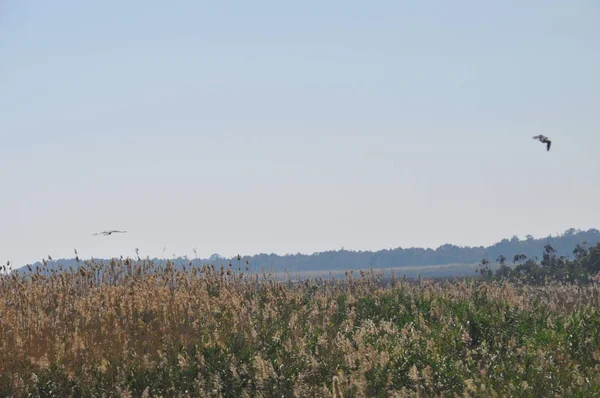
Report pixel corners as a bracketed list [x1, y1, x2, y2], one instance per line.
[1, 258, 600, 397]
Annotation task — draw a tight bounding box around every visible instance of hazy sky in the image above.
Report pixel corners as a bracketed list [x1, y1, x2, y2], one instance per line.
[1, 1, 599, 267]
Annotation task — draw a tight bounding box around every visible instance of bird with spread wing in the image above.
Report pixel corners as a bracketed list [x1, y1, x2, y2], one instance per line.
[92, 230, 127, 236]
[533, 134, 552, 151]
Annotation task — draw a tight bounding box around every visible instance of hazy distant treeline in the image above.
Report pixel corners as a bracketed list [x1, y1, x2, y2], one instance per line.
[20, 228, 600, 274]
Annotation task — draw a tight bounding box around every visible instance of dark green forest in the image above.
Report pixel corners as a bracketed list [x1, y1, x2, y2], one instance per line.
[16, 228, 600, 276]
[477, 239, 600, 284]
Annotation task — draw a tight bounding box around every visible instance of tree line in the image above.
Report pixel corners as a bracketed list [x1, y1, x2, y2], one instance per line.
[17, 228, 600, 275]
[477, 240, 600, 284]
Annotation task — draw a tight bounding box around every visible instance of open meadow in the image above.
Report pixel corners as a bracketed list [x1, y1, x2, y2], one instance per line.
[4, 1, 600, 396]
[2, 259, 600, 397]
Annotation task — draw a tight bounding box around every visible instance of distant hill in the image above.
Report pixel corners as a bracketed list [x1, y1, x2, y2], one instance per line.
[17, 228, 600, 277]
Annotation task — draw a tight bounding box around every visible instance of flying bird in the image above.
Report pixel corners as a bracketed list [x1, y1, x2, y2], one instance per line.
[533, 134, 552, 151]
[92, 230, 127, 236]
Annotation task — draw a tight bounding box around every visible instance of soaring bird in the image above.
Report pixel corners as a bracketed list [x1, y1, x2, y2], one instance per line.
[533, 134, 552, 151]
[92, 230, 127, 236]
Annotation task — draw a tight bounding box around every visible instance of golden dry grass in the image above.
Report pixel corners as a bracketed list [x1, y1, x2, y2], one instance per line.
[2, 259, 600, 397]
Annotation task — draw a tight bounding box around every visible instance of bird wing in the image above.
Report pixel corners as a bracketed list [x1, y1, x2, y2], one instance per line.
[92, 230, 126, 235]
[546, 141, 551, 151]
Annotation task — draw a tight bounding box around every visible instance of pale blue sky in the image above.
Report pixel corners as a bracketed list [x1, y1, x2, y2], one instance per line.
[1, 1, 599, 267]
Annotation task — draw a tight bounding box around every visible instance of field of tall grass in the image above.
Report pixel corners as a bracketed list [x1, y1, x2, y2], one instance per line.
[2, 258, 600, 397]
